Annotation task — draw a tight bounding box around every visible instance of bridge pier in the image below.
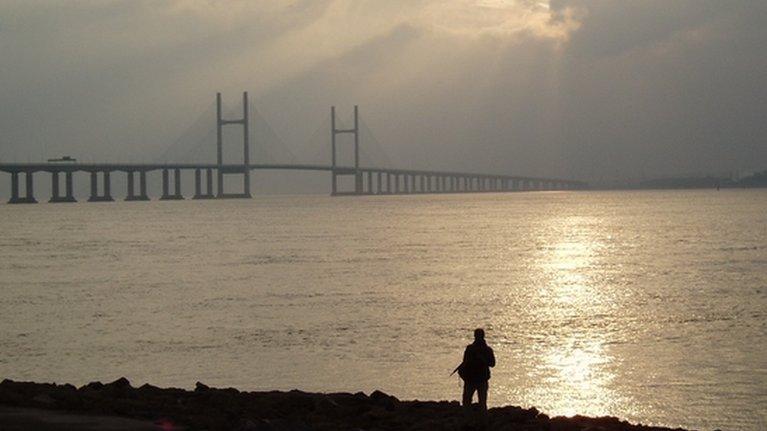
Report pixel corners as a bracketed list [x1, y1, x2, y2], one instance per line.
[161, 168, 184, 200]
[125, 171, 150, 201]
[8, 171, 37, 204]
[49, 171, 76, 203]
[193, 168, 215, 199]
[87, 171, 113, 202]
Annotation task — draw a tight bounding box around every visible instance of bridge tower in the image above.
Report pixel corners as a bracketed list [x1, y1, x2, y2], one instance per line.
[330, 105, 361, 195]
[216, 92, 251, 198]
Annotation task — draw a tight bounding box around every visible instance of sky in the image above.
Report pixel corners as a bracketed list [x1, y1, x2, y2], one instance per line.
[2, 0, 766, 184]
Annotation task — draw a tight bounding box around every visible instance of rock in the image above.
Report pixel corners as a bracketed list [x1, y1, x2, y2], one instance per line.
[80, 381, 104, 391]
[108, 377, 132, 388]
[314, 395, 340, 411]
[31, 392, 56, 406]
[369, 390, 398, 411]
[0, 380, 692, 431]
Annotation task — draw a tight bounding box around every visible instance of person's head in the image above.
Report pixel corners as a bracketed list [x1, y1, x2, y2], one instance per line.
[474, 328, 485, 342]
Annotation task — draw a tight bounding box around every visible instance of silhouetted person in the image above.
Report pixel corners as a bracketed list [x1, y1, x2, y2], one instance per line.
[457, 328, 495, 419]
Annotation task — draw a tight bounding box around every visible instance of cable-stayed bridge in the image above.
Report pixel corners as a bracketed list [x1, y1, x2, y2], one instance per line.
[0, 92, 586, 204]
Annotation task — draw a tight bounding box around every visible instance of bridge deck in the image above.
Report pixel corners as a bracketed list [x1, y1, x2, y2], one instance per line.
[0, 163, 583, 185]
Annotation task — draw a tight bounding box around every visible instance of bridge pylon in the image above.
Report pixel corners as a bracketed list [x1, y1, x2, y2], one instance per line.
[330, 105, 361, 195]
[216, 92, 251, 198]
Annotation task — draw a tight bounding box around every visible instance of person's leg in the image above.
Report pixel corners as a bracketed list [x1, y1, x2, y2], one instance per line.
[476, 380, 489, 428]
[477, 380, 488, 411]
[462, 381, 475, 408]
[462, 380, 478, 425]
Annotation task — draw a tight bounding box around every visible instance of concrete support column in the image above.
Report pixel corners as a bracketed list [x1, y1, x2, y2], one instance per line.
[162, 169, 169, 198]
[90, 172, 98, 199]
[243, 169, 251, 198]
[65, 172, 74, 200]
[10, 172, 19, 202]
[51, 172, 60, 200]
[127, 171, 135, 199]
[25, 172, 34, 202]
[140, 171, 148, 199]
[377, 172, 382, 195]
[355, 172, 363, 195]
[403, 175, 409, 194]
[194, 169, 201, 198]
[217, 169, 224, 198]
[103, 171, 112, 200]
[206, 169, 213, 196]
[174, 168, 181, 198]
[367, 171, 373, 194]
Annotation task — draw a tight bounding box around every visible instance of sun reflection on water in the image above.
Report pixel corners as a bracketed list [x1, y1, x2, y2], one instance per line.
[529, 217, 632, 418]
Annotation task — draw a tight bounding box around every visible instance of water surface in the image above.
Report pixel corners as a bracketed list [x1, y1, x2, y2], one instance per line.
[1, 190, 765, 430]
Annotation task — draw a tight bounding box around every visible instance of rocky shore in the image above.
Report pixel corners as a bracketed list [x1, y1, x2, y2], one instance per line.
[0, 378, 689, 431]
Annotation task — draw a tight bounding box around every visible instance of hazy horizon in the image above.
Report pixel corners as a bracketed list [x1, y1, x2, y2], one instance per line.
[2, 1, 767, 189]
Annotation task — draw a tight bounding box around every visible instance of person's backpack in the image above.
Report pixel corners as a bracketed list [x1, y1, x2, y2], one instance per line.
[456, 362, 467, 380]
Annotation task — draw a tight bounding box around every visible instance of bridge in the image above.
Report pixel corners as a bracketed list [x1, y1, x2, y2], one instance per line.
[0, 92, 586, 204]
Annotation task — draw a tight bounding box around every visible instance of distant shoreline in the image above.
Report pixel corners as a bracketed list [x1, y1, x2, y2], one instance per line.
[0, 378, 689, 431]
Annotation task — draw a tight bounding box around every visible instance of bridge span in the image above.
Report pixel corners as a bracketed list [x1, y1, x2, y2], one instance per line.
[0, 92, 586, 204]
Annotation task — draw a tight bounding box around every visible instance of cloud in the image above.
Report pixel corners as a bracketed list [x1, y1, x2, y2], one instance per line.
[1, 1, 766, 185]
